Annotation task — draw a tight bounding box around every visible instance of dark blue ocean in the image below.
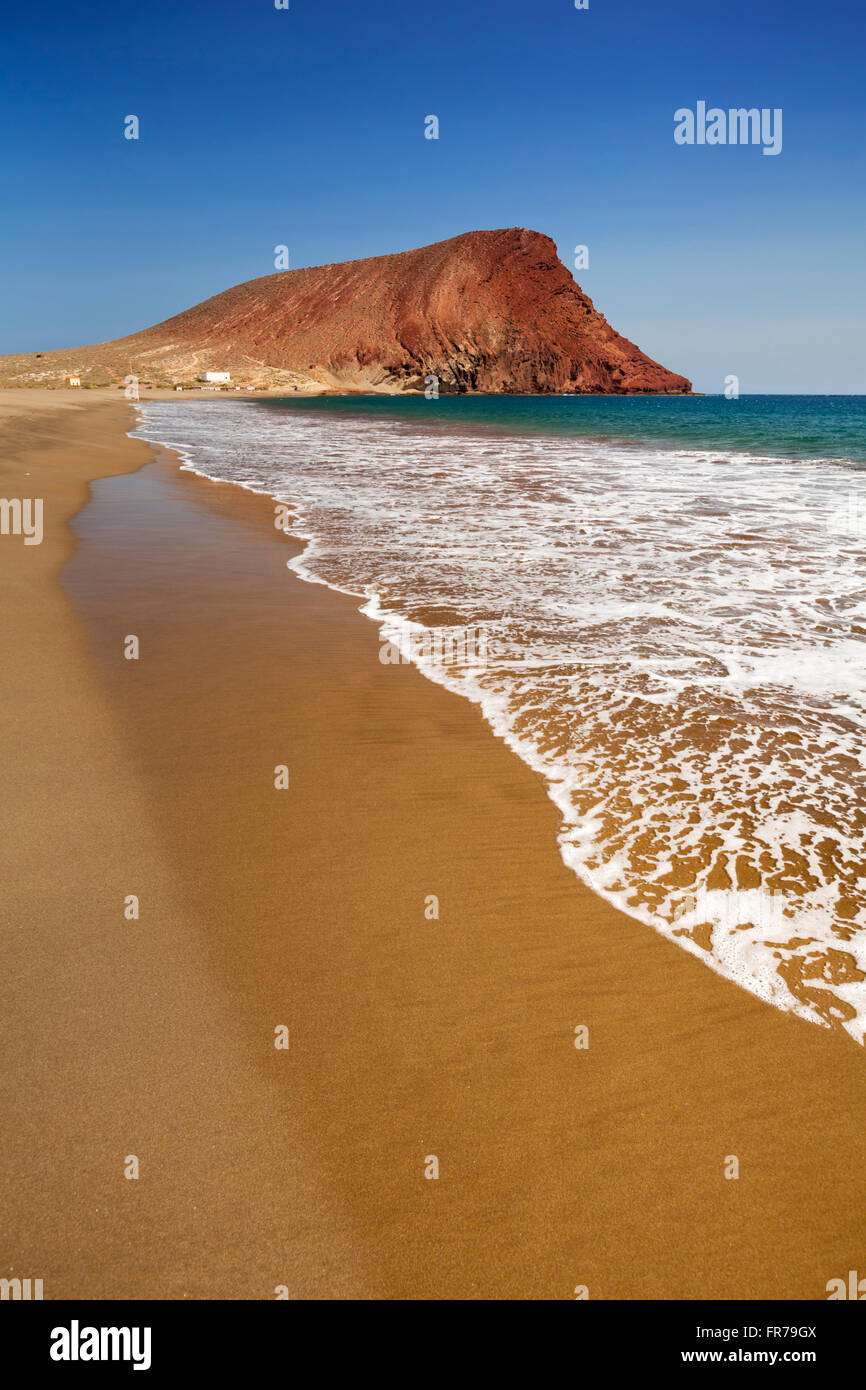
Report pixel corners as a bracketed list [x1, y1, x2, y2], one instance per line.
[260, 393, 866, 464]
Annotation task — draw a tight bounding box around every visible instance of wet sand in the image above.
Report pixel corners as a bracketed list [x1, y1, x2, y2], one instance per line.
[1, 390, 865, 1299]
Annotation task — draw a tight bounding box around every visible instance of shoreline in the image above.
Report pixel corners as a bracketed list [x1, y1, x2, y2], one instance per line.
[129, 404, 864, 1047]
[2, 390, 866, 1298]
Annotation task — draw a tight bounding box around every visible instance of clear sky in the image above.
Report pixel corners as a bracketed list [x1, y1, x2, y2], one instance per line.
[3, 0, 864, 392]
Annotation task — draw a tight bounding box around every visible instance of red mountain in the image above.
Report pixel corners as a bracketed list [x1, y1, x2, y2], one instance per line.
[1, 228, 691, 394]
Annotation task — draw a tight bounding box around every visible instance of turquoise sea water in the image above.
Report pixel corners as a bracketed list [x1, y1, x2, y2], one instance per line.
[259, 394, 866, 463]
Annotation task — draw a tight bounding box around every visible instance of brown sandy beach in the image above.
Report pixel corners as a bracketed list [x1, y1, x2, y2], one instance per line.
[1, 388, 865, 1300]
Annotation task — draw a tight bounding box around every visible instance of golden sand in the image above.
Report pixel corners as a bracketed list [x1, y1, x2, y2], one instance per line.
[1, 389, 864, 1299]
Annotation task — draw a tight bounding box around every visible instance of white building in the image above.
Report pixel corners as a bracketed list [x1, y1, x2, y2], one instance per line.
[197, 371, 231, 383]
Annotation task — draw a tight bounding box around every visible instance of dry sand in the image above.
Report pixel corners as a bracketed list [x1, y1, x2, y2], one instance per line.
[1, 388, 864, 1300]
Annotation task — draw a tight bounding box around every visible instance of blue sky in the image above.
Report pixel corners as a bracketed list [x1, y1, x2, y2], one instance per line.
[3, 0, 864, 391]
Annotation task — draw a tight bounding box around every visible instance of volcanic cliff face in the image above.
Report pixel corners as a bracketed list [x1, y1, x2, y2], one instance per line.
[0, 229, 691, 394]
